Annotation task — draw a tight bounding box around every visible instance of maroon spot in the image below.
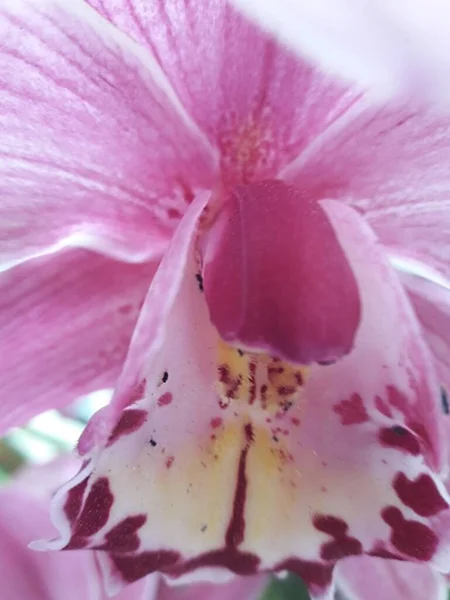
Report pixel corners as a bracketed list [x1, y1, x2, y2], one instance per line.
[97, 514, 146, 552]
[210, 417, 223, 429]
[179, 548, 259, 576]
[321, 537, 362, 561]
[107, 409, 147, 446]
[64, 536, 89, 550]
[244, 422, 255, 444]
[291, 417, 301, 426]
[277, 558, 333, 589]
[166, 456, 174, 469]
[393, 472, 449, 517]
[314, 514, 348, 537]
[314, 514, 362, 561]
[73, 477, 114, 538]
[157, 392, 173, 407]
[248, 361, 257, 404]
[375, 395, 393, 418]
[112, 550, 181, 583]
[333, 393, 369, 425]
[63, 478, 88, 525]
[295, 372, 303, 385]
[225, 444, 248, 548]
[381, 506, 438, 561]
[379, 426, 420, 455]
[278, 385, 296, 396]
[168, 208, 182, 219]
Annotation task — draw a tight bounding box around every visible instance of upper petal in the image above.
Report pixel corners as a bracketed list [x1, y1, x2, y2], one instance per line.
[49, 199, 450, 600]
[0, 247, 157, 434]
[232, 0, 450, 105]
[86, 0, 358, 185]
[0, 0, 216, 269]
[336, 556, 447, 600]
[283, 98, 450, 285]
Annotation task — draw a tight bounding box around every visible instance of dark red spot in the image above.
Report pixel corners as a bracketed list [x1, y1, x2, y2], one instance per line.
[333, 393, 369, 425]
[379, 426, 420, 455]
[244, 422, 255, 444]
[112, 550, 181, 583]
[210, 417, 223, 429]
[73, 477, 114, 538]
[168, 208, 182, 219]
[278, 385, 296, 396]
[107, 409, 147, 446]
[314, 514, 362, 561]
[165, 456, 174, 469]
[157, 392, 173, 407]
[225, 444, 249, 547]
[381, 506, 438, 561]
[295, 372, 303, 385]
[277, 558, 333, 589]
[97, 514, 147, 552]
[393, 472, 448, 517]
[291, 417, 300, 426]
[218, 364, 231, 384]
[63, 478, 88, 525]
[64, 537, 89, 550]
[375, 395, 393, 418]
[248, 361, 257, 404]
[314, 514, 347, 536]
[118, 304, 133, 315]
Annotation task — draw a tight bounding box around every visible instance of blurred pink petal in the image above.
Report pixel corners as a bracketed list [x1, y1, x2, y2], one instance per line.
[155, 575, 268, 600]
[0, 0, 216, 269]
[336, 556, 447, 600]
[0, 247, 158, 434]
[202, 180, 360, 364]
[48, 200, 450, 600]
[87, 0, 359, 186]
[283, 100, 450, 285]
[232, 0, 450, 105]
[399, 272, 450, 392]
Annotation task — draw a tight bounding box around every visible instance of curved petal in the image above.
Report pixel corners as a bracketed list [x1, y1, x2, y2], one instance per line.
[232, 0, 450, 105]
[48, 201, 450, 600]
[283, 98, 450, 284]
[87, 0, 358, 186]
[202, 180, 360, 364]
[398, 271, 450, 392]
[0, 0, 216, 269]
[336, 557, 447, 600]
[0, 247, 158, 434]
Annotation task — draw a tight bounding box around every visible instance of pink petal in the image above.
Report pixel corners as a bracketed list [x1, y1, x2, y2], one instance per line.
[232, 0, 450, 105]
[87, 0, 358, 186]
[156, 575, 268, 600]
[0, 0, 216, 269]
[336, 557, 447, 600]
[283, 99, 450, 285]
[202, 180, 361, 364]
[49, 200, 450, 599]
[0, 247, 158, 434]
[398, 271, 450, 394]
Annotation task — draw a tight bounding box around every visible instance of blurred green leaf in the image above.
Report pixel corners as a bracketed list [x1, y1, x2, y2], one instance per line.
[260, 574, 311, 600]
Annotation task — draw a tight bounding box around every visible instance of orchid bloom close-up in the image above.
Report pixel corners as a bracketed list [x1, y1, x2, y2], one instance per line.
[2, 1, 450, 600]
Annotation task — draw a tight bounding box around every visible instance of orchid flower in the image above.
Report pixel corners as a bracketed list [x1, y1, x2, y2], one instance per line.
[232, 0, 450, 106]
[1, 455, 268, 600]
[2, 1, 450, 600]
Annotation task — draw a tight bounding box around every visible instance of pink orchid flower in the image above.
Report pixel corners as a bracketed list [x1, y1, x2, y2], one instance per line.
[1, 455, 268, 600]
[232, 0, 450, 105]
[2, 1, 450, 600]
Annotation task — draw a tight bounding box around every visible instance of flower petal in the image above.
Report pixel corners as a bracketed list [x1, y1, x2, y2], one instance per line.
[283, 98, 450, 284]
[0, 0, 216, 269]
[0, 248, 158, 434]
[49, 200, 450, 599]
[336, 557, 447, 600]
[201, 180, 361, 364]
[232, 0, 450, 105]
[87, 0, 358, 185]
[398, 271, 450, 393]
